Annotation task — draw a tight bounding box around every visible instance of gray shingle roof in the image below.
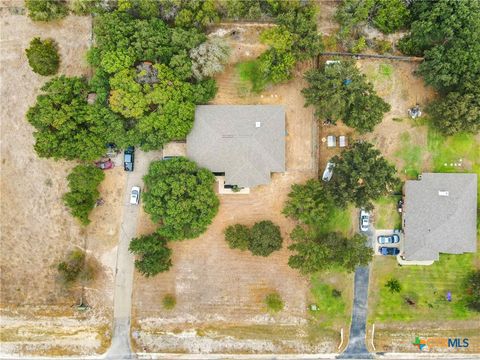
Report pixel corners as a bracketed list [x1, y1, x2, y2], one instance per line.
[403, 173, 477, 261]
[186, 105, 285, 188]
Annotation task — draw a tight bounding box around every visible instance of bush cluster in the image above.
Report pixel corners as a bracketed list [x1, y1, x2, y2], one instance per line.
[25, 37, 60, 76]
[225, 220, 283, 257]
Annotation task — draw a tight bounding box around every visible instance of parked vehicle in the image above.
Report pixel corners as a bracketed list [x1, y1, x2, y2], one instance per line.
[377, 234, 400, 244]
[130, 186, 140, 205]
[397, 199, 403, 213]
[360, 209, 370, 232]
[124, 146, 135, 171]
[379, 247, 400, 256]
[322, 162, 335, 182]
[95, 158, 114, 170]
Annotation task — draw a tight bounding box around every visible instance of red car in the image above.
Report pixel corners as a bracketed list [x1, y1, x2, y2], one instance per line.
[95, 159, 114, 170]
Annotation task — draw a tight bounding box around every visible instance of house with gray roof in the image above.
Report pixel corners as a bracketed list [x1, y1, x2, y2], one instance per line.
[186, 105, 285, 188]
[402, 173, 477, 262]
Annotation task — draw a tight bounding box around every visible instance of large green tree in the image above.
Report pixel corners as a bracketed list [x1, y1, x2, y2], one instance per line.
[143, 158, 219, 240]
[399, 0, 480, 93]
[26, 76, 126, 161]
[289, 230, 372, 273]
[427, 82, 480, 135]
[129, 233, 172, 277]
[63, 164, 105, 225]
[283, 180, 334, 226]
[302, 61, 390, 133]
[329, 142, 399, 209]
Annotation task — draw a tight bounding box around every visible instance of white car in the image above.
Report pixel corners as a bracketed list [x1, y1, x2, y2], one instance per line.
[322, 162, 335, 182]
[130, 186, 140, 205]
[360, 209, 370, 232]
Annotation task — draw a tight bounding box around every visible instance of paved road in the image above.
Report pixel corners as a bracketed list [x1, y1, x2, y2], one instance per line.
[338, 226, 375, 359]
[106, 150, 161, 360]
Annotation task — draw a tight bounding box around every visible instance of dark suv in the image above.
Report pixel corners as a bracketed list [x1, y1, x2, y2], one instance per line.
[124, 146, 135, 171]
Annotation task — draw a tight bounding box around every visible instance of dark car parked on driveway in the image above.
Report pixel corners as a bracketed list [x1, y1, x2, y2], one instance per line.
[379, 247, 400, 256]
[377, 234, 400, 244]
[124, 146, 135, 171]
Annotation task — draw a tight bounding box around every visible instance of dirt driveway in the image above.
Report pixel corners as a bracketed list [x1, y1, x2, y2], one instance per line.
[0, 8, 122, 356]
[130, 25, 337, 354]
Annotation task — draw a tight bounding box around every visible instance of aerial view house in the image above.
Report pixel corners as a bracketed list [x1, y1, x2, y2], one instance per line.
[187, 105, 286, 192]
[401, 173, 478, 264]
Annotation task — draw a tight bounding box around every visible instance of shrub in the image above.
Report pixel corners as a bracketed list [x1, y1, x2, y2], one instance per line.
[385, 278, 401, 293]
[162, 294, 176, 310]
[25, 37, 60, 76]
[265, 292, 284, 313]
[224, 224, 251, 251]
[70, 0, 101, 15]
[57, 249, 96, 286]
[63, 164, 105, 225]
[374, 39, 392, 54]
[463, 270, 480, 312]
[248, 220, 283, 257]
[129, 233, 172, 277]
[26, 0, 68, 21]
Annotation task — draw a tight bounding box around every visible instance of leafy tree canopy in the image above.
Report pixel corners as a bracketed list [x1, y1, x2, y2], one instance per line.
[190, 37, 230, 80]
[329, 142, 399, 209]
[27, 76, 126, 161]
[399, 0, 480, 93]
[89, 11, 206, 74]
[335, 0, 409, 37]
[63, 164, 105, 225]
[302, 61, 390, 133]
[427, 80, 480, 135]
[143, 158, 219, 241]
[283, 179, 334, 226]
[26, 0, 68, 22]
[129, 233, 172, 277]
[108, 63, 215, 149]
[288, 230, 372, 274]
[248, 220, 283, 257]
[25, 37, 60, 76]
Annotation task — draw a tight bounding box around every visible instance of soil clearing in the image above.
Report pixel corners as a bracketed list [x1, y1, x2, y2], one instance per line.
[0, 6, 122, 356]
[130, 25, 349, 354]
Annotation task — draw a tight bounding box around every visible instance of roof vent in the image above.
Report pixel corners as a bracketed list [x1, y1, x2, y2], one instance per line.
[438, 190, 449, 197]
[255, 121, 261, 128]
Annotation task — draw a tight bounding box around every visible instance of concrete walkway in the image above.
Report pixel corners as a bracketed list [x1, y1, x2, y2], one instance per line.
[106, 150, 161, 360]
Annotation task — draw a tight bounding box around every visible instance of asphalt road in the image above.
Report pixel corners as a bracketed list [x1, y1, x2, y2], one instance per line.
[106, 150, 161, 360]
[338, 225, 375, 359]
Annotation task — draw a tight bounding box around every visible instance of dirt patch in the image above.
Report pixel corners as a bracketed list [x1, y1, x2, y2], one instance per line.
[130, 25, 345, 354]
[0, 9, 121, 356]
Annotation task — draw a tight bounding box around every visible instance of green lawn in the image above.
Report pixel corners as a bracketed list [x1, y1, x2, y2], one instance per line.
[370, 248, 479, 323]
[373, 196, 402, 229]
[394, 131, 423, 179]
[316, 205, 354, 236]
[236, 60, 266, 94]
[308, 271, 352, 338]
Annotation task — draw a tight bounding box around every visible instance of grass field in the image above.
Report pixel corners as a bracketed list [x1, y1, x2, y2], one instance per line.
[370, 246, 479, 323]
[307, 271, 353, 342]
[394, 132, 423, 179]
[316, 205, 354, 236]
[236, 60, 266, 94]
[373, 196, 402, 229]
